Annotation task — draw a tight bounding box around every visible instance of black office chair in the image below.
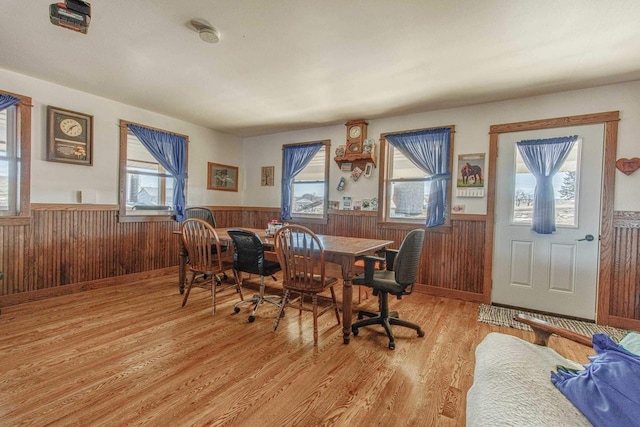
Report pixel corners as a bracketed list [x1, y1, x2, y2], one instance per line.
[351, 229, 426, 350]
[228, 229, 282, 322]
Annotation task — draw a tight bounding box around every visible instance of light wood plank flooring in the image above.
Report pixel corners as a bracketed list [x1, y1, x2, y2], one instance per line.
[0, 274, 593, 426]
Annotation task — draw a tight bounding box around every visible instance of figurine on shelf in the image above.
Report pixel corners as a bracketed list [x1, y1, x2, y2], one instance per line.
[363, 139, 375, 155]
[335, 145, 346, 157]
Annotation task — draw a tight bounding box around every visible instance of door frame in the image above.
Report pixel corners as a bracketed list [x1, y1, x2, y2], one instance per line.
[484, 111, 620, 325]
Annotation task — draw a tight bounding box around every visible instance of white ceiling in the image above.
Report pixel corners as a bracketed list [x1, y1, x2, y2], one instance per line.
[2, 1, 640, 137]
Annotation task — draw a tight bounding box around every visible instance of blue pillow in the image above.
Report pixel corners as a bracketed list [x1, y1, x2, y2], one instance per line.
[551, 334, 640, 427]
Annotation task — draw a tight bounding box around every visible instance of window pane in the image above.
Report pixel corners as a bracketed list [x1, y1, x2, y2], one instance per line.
[512, 141, 579, 226]
[292, 182, 324, 215]
[0, 109, 7, 211]
[291, 145, 326, 217]
[126, 131, 175, 212]
[390, 148, 428, 179]
[389, 181, 429, 219]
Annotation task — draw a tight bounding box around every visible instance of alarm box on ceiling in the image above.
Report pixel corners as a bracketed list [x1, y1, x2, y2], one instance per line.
[50, 0, 91, 34]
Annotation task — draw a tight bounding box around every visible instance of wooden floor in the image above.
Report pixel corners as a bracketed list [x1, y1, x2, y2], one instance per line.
[0, 274, 594, 426]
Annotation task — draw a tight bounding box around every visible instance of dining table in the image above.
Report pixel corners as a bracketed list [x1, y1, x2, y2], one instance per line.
[176, 227, 393, 344]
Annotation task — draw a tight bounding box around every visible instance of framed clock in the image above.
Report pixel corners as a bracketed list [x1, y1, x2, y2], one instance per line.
[345, 119, 368, 154]
[47, 106, 93, 166]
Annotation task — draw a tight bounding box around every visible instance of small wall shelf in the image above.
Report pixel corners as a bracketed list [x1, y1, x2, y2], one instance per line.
[334, 153, 376, 171]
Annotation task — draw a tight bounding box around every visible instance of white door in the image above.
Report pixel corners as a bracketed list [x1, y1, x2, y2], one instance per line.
[492, 124, 604, 320]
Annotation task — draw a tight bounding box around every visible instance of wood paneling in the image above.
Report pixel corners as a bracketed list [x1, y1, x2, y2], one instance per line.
[610, 211, 640, 329]
[2, 205, 639, 330]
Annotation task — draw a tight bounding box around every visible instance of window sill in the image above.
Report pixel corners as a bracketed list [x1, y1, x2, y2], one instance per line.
[377, 221, 452, 233]
[118, 213, 176, 223]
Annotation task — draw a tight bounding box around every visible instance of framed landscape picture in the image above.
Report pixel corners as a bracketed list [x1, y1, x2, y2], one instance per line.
[46, 106, 93, 165]
[207, 162, 238, 191]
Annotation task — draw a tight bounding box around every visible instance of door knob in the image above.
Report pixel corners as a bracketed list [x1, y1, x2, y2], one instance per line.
[576, 234, 595, 242]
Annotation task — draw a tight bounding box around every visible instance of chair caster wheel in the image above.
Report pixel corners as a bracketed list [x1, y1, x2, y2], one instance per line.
[357, 313, 364, 320]
[248, 316, 256, 323]
[351, 327, 359, 336]
[388, 342, 395, 350]
[417, 329, 425, 337]
[222, 273, 228, 280]
[233, 306, 240, 314]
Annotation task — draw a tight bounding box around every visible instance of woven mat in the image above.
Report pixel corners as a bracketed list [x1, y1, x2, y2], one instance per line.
[478, 304, 629, 342]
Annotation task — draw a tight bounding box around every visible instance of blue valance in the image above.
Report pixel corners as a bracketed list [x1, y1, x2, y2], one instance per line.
[128, 124, 188, 221]
[386, 128, 451, 227]
[0, 94, 20, 111]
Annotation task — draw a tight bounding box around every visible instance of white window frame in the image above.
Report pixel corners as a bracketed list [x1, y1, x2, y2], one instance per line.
[0, 90, 31, 225]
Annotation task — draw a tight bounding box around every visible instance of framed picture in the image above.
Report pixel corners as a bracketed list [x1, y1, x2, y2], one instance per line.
[261, 166, 275, 186]
[207, 162, 238, 191]
[47, 106, 93, 166]
[458, 153, 485, 188]
[340, 162, 352, 172]
[364, 162, 374, 178]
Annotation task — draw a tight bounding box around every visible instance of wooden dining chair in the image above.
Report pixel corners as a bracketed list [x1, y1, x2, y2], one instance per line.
[181, 218, 242, 315]
[272, 224, 341, 346]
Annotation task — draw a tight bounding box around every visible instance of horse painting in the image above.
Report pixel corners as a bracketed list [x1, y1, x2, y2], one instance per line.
[461, 162, 483, 185]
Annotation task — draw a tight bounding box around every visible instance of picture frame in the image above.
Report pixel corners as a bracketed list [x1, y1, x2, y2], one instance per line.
[457, 153, 485, 188]
[364, 162, 374, 178]
[261, 166, 275, 186]
[207, 162, 238, 192]
[340, 162, 352, 172]
[46, 106, 93, 166]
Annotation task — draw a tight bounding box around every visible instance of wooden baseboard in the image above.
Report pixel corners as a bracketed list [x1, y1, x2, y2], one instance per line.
[607, 315, 640, 331]
[0, 267, 178, 309]
[414, 283, 484, 303]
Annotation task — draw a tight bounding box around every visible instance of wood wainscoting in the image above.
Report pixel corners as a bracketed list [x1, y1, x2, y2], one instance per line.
[1, 205, 639, 330]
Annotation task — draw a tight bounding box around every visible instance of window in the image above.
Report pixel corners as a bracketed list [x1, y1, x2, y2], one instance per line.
[513, 139, 580, 227]
[118, 120, 187, 222]
[0, 91, 31, 224]
[380, 127, 453, 227]
[281, 141, 329, 222]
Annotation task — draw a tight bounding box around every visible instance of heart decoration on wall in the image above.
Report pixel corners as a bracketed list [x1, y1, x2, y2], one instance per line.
[615, 157, 640, 175]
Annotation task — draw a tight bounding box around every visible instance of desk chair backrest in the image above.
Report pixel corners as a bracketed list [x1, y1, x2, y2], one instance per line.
[274, 225, 327, 293]
[227, 228, 270, 276]
[392, 229, 426, 292]
[181, 218, 224, 274]
[184, 206, 217, 227]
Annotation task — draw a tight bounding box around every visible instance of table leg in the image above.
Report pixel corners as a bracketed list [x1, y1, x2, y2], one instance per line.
[341, 259, 354, 344]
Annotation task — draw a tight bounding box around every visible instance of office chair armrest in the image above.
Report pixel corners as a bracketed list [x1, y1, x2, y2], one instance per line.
[385, 249, 399, 271]
[356, 255, 385, 282]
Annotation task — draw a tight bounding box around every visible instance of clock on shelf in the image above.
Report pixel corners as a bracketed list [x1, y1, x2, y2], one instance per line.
[345, 119, 367, 154]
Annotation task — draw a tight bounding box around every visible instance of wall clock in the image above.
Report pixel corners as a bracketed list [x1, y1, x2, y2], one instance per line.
[47, 106, 93, 166]
[345, 119, 368, 154]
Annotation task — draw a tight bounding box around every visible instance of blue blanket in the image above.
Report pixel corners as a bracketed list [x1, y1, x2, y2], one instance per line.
[551, 333, 640, 427]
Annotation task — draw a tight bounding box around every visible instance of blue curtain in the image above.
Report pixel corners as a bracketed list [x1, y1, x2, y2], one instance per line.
[386, 128, 451, 227]
[128, 124, 188, 221]
[281, 142, 323, 220]
[516, 135, 578, 234]
[0, 94, 19, 111]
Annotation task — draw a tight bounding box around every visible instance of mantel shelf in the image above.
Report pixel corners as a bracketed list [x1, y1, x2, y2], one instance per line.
[334, 153, 376, 171]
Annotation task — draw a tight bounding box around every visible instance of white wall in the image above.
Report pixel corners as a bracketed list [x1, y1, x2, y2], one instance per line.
[1, 68, 243, 206]
[243, 80, 640, 213]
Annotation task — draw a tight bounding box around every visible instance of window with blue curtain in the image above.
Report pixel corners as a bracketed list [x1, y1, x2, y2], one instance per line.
[383, 127, 452, 227]
[516, 135, 578, 234]
[119, 120, 188, 221]
[0, 91, 30, 220]
[281, 141, 326, 220]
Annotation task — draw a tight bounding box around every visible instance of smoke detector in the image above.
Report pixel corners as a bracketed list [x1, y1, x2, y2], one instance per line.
[190, 20, 220, 43]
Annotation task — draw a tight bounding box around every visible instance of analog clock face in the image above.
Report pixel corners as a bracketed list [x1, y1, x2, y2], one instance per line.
[59, 118, 83, 137]
[349, 126, 361, 139]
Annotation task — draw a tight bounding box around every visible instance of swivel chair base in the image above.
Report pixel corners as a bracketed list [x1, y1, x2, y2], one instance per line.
[351, 292, 424, 350]
[233, 275, 282, 322]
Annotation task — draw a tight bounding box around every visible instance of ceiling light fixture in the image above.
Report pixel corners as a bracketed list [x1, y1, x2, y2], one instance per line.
[190, 20, 220, 44]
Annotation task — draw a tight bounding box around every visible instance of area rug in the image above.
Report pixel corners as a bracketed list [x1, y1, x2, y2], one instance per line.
[478, 304, 629, 342]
